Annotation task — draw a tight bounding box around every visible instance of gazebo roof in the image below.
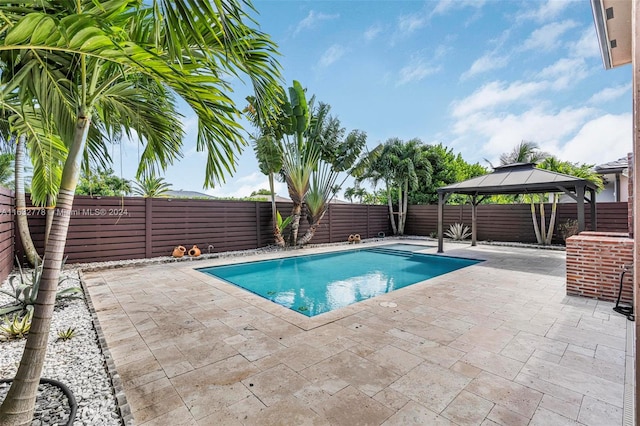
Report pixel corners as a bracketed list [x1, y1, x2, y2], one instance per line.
[437, 163, 598, 196]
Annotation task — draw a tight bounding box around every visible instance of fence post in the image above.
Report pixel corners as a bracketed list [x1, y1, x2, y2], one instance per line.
[255, 202, 261, 248]
[328, 204, 333, 242]
[145, 197, 152, 258]
[365, 204, 371, 238]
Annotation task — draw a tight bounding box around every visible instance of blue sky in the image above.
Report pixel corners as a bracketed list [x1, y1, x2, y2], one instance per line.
[113, 0, 632, 198]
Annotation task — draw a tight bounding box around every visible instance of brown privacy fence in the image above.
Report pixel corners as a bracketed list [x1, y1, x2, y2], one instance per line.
[16, 196, 391, 264]
[0, 188, 14, 281]
[405, 202, 628, 244]
[7, 195, 629, 267]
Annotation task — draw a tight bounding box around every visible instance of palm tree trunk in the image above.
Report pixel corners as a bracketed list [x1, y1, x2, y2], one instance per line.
[44, 194, 55, 248]
[0, 116, 89, 425]
[289, 202, 302, 246]
[297, 209, 327, 245]
[15, 135, 41, 267]
[268, 173, 285, 247]
[529, 195, 543, 244]
[540, 200, 547, 243]
[397, 185, 403, 235]
[385, 181, 397, 235]
[400, 180, 409, 235]
[545, 194, 558, 245]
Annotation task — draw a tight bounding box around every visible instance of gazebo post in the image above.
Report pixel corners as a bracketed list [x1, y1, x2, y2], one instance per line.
[470, 195, 478, 246]
[576, 185, 585, 232]
[437, 192, 444, 253]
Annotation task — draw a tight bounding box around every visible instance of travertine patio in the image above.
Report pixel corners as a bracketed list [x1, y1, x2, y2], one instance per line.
[83, 241, 632, 425]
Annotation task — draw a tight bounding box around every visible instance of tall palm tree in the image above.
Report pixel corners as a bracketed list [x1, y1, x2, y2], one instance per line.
[355, 138, 429, 235]
[0, 2, 280, 424]
[353, 144, 394, 232]
[535, 157, 603, 245]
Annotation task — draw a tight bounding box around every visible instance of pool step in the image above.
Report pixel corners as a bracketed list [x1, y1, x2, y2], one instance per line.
[366, 247, 414, 258]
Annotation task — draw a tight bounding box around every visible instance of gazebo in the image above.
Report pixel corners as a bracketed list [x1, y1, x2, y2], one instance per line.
[436, 163, 598, 252]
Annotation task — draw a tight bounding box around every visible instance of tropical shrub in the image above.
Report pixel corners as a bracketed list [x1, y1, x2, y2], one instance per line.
[0, 312, 32, 340]
[445, 223, 472, 241]
[0, 259, 82, 317]
[57, 327, 77, 342]
[559, 219, 580, 242]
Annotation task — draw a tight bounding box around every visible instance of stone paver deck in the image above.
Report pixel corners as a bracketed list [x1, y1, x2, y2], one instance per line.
[83, 241, 632, 425]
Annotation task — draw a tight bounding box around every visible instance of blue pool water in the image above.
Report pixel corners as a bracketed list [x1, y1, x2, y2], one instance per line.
[198, 247, 480, 317]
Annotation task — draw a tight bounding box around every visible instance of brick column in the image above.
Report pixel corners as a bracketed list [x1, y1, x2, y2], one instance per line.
[628, 152, 634, 237]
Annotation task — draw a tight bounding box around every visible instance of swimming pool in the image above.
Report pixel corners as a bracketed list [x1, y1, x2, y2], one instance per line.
[198, 246, 481, 317]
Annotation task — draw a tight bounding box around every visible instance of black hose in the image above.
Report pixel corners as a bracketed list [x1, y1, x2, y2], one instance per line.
[0, 377, 77, 425]
[613, 265, 634, 321]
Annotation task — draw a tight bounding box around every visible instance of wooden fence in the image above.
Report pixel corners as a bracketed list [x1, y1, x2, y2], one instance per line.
[17, 196, 391, 264]
[404, 202, 629, 243]
[0, 187, 13, 281]
[11, 196, 630, 265]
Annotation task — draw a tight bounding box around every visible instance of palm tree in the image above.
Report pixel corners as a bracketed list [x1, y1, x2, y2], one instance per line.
[0, 2, 280, 424]
[344, 186, 356, 203]
[355, 138, 430, 235]
[296, 104, 366, 245]
[353, 144, 395, 232]
[499, 140, 549, 165]
[132, 175, 172, 198]
[15, 136, 41, 266]
[535, 157, 603, 245]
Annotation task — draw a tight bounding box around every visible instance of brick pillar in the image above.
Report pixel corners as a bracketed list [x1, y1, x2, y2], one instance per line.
[628, 152, 634, 238]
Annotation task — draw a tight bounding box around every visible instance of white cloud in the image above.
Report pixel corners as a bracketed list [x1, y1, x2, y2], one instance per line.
[397, 57, 439, 85]
[522, 20, 578, 51]
[460, 53, 509, 80]
[451, 80, 548, 117]
[397, 11, 428, 35]
[364, 24, 382, 41]
[537, 57, 588, 89]
[516, 0, 573, 23]
[206, 172, 287, 198]
[452, 106, 595, 160]
[556, 113, 632, 164]
[569, 27, 601, 59]
[295, 10, 339, 34]
[431, 0, 486, 17]
[318, 44, 346, 68]
[588, 83, 632, 104]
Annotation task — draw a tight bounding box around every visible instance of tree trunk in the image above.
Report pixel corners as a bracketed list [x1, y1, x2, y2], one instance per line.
[539, 200, 547, 244]
[0, 115, 90, 425]
[15, 135, 41, 267]
[400, 180, 409, 235]
[289, 202, 302, 246]
[44, 194, 55, 248]
[268, 173, 285, 247]
[529, 196, 543, 244]
[545, 194, 558, 245]
[297, 209, 327, 246]
[397, 185, 403, 235]
[385, 181, 397, 235]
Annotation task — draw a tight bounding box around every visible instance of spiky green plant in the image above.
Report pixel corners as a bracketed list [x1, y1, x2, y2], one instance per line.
[56, 327, 76, 342]
[444, 223, 472, 241]
[0, 313, 32, 340]
[0, 258, 82, 317]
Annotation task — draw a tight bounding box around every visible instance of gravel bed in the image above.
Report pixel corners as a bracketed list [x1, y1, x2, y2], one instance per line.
[0, 269, 121, 425]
